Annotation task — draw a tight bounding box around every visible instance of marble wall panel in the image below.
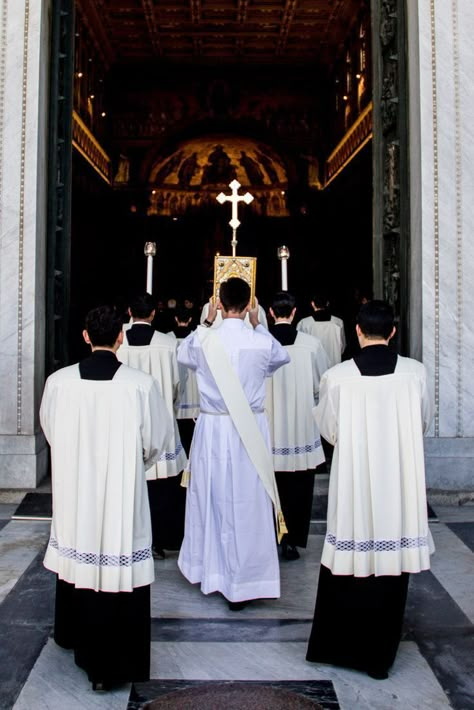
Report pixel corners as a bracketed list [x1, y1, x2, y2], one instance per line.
[415, 1, 474, 454]
[458, 0, 474, 441]
[0, 0, 49, 486]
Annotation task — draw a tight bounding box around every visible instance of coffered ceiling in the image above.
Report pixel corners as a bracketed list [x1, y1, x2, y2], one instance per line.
[81, 0, 362, 65]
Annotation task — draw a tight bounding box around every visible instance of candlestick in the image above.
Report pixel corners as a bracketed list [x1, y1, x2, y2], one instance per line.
[277, 245, 290, 291]
[144, 242, 157, 294]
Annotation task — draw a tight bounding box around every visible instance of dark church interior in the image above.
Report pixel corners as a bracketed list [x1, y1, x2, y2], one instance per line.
[69, 0, 372, 360]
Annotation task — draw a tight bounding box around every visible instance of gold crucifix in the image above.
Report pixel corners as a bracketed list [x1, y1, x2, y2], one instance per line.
[216, 179, 254, 257]
[214, 180, 257, 306]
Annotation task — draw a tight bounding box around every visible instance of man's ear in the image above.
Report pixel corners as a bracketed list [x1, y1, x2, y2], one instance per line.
[355, 324, 362, 338]
[388, 326, 396, 341]
[82, 329, 91, 346]
[291, 307, 297, 319]
[114, 330, 124, 349]
[127, 307, 132, 317]
[150, 309, 156, 319]
[269, 307, 275, 319]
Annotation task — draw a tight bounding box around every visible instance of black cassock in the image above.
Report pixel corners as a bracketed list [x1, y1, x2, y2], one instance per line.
[306, 345, 409, 679]
[269, 323, 315, 549]
[126, 324, 186, 551]
[54, 350, 151, 686]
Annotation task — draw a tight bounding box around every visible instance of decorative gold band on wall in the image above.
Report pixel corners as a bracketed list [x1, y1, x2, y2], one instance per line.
[430, 0, 440, 437]
[324, 102, 373, 187]
[17, 0, 30, 435]
[452, 0, 463, 438]
[72, 110, 112, 184]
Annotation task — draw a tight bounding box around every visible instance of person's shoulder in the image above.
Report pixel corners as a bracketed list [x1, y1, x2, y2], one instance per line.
[323, 359, 358, 381]
[116, 363, 155, 389]
[396, 355, 427, 377]
[45, 363, 80, 386]
[150, 330, 178, 349]
[295, 331, 323, 349]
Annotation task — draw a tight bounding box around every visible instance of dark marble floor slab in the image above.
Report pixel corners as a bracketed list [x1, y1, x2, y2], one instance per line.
[12, 493, 52, 520]
[0, 520, 9, 532]
[152, 618, 311, 643]
[0, 550, 54, 709]
[128, 680, 339, 710]
[311, 495, 328, 522]
[406, 570, 474, 710]
[427, 503, 438, 521]
[446, 521, 474, 552]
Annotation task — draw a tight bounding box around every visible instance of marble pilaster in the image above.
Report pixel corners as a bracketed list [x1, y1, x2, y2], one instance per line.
[409, 0, 474, 489]
[0, 0, 50, 487]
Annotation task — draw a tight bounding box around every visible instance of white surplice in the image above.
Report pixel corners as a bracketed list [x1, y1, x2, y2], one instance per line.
[315, 357, 435, 577]
[297, 316, 344, 368]
[40, 364, 172, 592]
[177, 319, 289, 602]
[168, 332, 200, 420]
[117, 330, 187, 478]
[331, 314, 346, 353]
[265, 331, 329, 471]
[200, 301, 268, 329]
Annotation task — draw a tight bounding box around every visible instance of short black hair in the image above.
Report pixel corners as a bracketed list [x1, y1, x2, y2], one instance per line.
[357, 300, 394, 339]
[219, 278, 250, 313]
[271, 291, 296, 318]
[175, 306, 192, 324]
[85, 306, 123, 347]
[311, 291, 329, 309]
[129, 293, 155, 319]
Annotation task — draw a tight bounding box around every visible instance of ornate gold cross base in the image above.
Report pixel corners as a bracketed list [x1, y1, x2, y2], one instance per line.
[213, 255, 257, 306]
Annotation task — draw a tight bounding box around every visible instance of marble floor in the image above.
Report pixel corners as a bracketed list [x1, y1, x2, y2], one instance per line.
[0, 486, 473, 710]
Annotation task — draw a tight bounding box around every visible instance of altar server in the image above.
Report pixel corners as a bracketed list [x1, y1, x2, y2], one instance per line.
[265, 292, 329, 560]
[168, 307, 200, 455]
[178, 278, 289, 609]
[297, 291, 345, 367]
[117, 293, 187, 554]
[40, 305, 172, 689]
[306, 300, 434, 679]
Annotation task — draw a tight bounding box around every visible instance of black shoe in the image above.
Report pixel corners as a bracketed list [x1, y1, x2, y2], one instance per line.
[367, 668, 389, 680]
[228, 600, 249, 611]
[152, 547, 166, 560]
[282, 541, 300, 560]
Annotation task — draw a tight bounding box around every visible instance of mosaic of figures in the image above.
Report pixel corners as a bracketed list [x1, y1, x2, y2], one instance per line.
[143, 136, 289, 217]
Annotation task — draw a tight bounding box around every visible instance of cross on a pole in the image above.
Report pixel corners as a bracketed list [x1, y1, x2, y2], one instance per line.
[216, 179, 254, 256]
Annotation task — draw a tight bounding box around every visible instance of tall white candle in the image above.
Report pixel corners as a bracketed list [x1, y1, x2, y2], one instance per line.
[277, 245, 290, 291]
[144, 242, 157, 295]
[146, 255, 153, 294]
[281, 258, 288, 291]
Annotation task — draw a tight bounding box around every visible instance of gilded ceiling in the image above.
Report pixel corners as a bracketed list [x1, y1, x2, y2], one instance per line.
[82, 0, 362, 65]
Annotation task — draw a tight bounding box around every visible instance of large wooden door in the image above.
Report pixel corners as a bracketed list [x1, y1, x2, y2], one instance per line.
[372, 0, 410, 354]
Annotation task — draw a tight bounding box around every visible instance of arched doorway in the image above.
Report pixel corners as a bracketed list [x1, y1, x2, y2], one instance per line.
[45, 0, 410, 366]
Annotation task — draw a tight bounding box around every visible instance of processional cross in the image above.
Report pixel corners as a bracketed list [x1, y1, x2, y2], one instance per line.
[216, 179, 254, 256]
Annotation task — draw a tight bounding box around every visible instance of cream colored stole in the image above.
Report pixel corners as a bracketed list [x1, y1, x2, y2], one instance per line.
[196, 325, 287, 542]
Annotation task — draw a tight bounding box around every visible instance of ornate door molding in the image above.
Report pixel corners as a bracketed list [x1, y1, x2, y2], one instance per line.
[372, 0, 410, 354]
[46, 0, 75, 373]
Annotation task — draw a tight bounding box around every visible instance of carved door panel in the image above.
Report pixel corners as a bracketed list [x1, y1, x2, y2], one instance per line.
[46, 0, 75, 373]
[372, 0, 410, 353]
